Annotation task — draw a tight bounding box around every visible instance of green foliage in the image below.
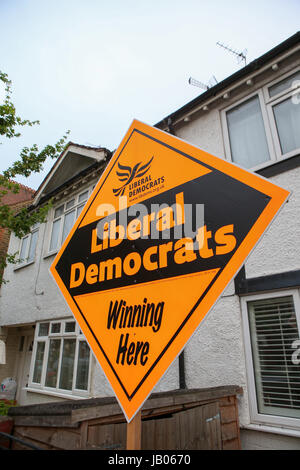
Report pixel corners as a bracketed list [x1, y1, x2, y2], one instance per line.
[0, 399, 17, 416]
[0, 69, 70, 282]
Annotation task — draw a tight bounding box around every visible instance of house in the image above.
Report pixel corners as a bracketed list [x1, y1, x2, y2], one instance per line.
[0, 181, 35, 367]
[0, 32, 299, 450]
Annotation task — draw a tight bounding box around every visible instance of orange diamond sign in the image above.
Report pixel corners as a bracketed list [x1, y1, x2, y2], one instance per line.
[50, 119, 290, 422]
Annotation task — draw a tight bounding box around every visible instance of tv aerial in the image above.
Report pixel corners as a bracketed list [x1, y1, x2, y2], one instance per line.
[188, 75, 218, 90]
[216, 41, 247, 66]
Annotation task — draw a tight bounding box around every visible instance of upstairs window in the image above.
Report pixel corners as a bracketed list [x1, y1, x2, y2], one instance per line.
[226, 94, 271, 169]
[266, 69, 300, 159]
[49, 189, 89, 253]
[223, 68, 300, 170]
[18, 224, 39, 266]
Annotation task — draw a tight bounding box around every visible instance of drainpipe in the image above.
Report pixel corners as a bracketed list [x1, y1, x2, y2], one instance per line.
[166, 117, 187, 390]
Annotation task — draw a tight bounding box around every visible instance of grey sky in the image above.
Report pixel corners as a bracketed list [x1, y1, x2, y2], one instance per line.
[0, 0, 299, 189]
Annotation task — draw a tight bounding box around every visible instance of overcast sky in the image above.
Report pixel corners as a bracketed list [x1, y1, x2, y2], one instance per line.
[0, 0, 299, 190]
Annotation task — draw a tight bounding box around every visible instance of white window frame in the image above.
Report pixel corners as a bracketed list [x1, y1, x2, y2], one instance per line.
[16, 224, 39, 268]
[241, 289, 300, 431]
[263, 66, 300, 161]
[28, 319, 91, 399]
[47, 186, 92, 256]
[222, 67, 300, 171]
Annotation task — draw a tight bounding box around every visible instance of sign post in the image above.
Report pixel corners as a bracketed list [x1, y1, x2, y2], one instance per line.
[50, 119, 290, 431]
[126, 411, 141, 450]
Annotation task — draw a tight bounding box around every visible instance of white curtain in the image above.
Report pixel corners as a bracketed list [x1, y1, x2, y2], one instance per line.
[227, 95, 270, 168]
[273, 96, 300, 155]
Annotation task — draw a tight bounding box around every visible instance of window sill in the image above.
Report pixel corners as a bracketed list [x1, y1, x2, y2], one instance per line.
[13, 260, 35, 271]
[43, 250, 58, 259]
[257, 151, 300, 177]
[24, 386, 89, 401]
[241, 423, 300, 438]
[225, 150, 300, 176]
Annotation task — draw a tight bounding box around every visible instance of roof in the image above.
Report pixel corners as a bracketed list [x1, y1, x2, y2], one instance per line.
[33, 142, 111, 206]
[35, 157, 107, 208]
[155, 31, 300, 130]
[0, 180, 35, 206]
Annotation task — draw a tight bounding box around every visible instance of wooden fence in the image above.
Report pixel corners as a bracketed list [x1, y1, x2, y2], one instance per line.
[8, 385, 242, 450]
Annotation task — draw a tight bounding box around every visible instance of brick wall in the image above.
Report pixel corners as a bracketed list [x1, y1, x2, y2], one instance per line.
[0, 183, 35, 279]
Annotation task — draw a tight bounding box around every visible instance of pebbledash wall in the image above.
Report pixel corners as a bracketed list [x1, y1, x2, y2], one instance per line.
[0, 32, 300, 450]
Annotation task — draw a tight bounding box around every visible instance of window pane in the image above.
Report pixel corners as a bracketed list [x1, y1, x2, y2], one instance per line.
[75, 341, 90, 390]
[269, 71, 300, 98]
[54, 205, 64, 218]
[27, 230, 38, 262]
[50, 219, 61, 251]
[66, 198, 75, 210]
[19, 236, 29, 262]
[78, 190, 88, 203]
[227, 96, 270, 168]
[45, 339, 61, 388]
[65, 321, 76, 333]
[38, 323, 49, 336]
[62, 210, 75, 242]
[51, 322, 61, 334]
[59, 338, 76, 390]
[76, 204, 85, 218]
[248, 296, 300, 419]
[273, 96, 300, 155]
[33, 342, 45, 383]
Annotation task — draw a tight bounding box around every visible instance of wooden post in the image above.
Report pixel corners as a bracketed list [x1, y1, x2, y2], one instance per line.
[126, 410, 142, 450]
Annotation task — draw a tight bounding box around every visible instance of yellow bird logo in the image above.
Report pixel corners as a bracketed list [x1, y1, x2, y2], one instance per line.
[113, 156, 153, 197]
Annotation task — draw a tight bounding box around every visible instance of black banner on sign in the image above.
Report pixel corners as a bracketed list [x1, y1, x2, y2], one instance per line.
[56, 169, 269, 298]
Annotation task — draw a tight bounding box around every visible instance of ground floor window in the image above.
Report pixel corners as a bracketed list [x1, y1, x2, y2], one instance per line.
[30, 319, 91, 396]
[241, 290, 300, 428]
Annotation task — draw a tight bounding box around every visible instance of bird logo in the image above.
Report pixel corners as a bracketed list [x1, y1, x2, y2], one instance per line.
[113, 156, 154, 197]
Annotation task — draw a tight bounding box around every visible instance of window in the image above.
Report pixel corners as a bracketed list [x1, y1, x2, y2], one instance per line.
[49, 189, 90, 253]
[18, 224, 39, 266]
[223, 68, 300, 169]
[242, 290, 300, 429]
[30, 319, 91, 396]
[266, 69, 300, 159]
[226, 95, 271, 169]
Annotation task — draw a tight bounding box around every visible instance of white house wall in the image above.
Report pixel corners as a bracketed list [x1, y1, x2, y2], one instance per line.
[244, 167, 300, 278]
[176, 109, 225, 159]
